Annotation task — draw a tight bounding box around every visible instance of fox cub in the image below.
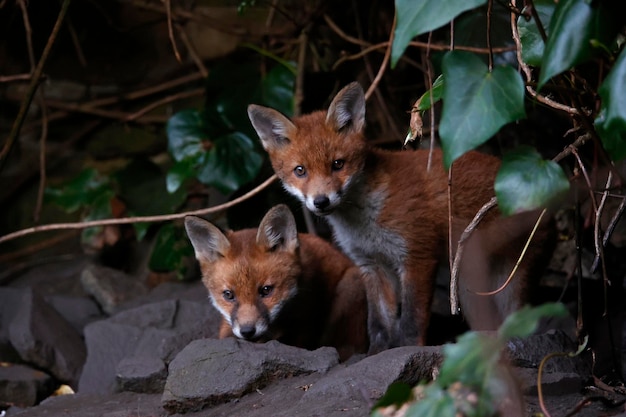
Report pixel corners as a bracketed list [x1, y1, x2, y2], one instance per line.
[184, 204, 368, 360]
[248, 82, 555, 353]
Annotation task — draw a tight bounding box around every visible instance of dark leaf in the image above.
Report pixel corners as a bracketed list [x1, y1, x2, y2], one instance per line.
[596, 48, 626, 161]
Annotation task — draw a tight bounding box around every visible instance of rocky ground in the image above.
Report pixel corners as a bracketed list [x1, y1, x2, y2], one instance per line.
[1, 253, 625, 417]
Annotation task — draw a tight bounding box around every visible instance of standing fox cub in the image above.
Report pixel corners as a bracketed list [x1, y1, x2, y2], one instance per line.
[248, 82, 555, 353]
[184, 204, 368, 361]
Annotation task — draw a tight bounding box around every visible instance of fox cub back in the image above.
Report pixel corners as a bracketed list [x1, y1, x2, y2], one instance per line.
[184, 204, 368, 360]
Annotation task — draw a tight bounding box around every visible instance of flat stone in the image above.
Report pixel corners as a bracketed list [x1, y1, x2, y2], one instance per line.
[115, 355, 167, 394]
[0, 363, 55, 408]
[80, 264, 149, 315]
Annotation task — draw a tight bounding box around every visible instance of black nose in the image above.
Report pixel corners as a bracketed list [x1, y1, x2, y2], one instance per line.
[239, 325, 256, 339]
[313, 195, 330, 209]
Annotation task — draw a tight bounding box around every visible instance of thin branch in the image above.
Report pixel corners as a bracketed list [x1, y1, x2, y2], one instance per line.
[0, 175, 278, 246]
[165, 0, 182, 63]
[175, 23, 208, 77]
[475, 209, 547, 296]
[34, 92, 49, 222]
[125, 88, 204, 122]
[45, 99, 169, 123]
[0, 74, 38, 83]
[0, 0, 72, 168]
[364, 13, 395, 101]
[449, 197, 498, 313]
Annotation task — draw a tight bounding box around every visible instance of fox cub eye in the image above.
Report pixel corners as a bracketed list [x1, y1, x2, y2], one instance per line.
[259, 285, 274, 297]
[332, 159, 345, 171]
[223, 290, 235, 301]
[294, 165, 306, 177]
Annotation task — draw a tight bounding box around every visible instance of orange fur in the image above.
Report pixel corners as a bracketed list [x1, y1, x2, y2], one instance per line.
[248, 82, 555, 353]
[184, 205, 368, 361]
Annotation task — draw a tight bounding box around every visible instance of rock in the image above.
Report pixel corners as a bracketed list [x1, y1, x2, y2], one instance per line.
[514, 367, 582, 396]
[78, 300, 218, 394]
[8, 289, 86, 386]
[0, 363, 56, 408]
[45, 295, 104, 334]
[506, 330, 588, 374]
[0, 288, 24, 362]
[161, 338, 340, 414]
[80, 264, 149, 314]
[115, 356, 167, 394]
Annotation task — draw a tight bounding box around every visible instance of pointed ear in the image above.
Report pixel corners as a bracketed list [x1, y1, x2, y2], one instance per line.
[256, 205, 299, 253]
[184, 216, 231, 262]
[247, 104, 296, 152]
[326, 82, 365, 134]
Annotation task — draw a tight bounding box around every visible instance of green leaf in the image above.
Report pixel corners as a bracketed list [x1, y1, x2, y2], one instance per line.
[404, 384, 456, 417]
[538, 0, 621, 89]
[392, 0, 486, 67]
[197, 132, 263, 195]
[115, 158, 186, 216]
[596, 48, 626, 161]
[498, 303, 568, 341]
[518, 0, 556, 66]
[45, 168, 113, 213]
[149, 223, 193, 275]
[259, 64, 296, 117]
[438, 331, 499, 388]
[494, 146, 570, 216]
[439, 51, 526, 168]
[81, 190, 115, 245]
[166, 110, 207, 162]
[166, 158, 196, 194]
[372, 382, 414, 410]
[416, 75, 444, 111]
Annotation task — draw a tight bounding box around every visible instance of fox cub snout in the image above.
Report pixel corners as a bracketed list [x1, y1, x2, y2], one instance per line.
[184, 204, 368, 361]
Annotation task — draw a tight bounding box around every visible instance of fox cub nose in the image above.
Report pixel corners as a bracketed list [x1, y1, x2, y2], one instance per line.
[239, 325, 256, 339]
[313, 195, 330, 209]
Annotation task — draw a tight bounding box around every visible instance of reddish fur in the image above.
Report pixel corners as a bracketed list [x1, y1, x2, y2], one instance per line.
[248, 82, 555, 352]
[188, 213, 368, 361]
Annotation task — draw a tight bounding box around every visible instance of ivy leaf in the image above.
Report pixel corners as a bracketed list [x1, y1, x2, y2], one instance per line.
[438, 332, 499, 388]
[518, 0, 556, 67]
[439, 51, 526, 168]
[115, 158, 186, 216]
[498, 303, 568, 341]
[166, 110, 207, 162]
[166, 158, 196, 194]
[149, 223, 193, 276]
[404, 385, 455, 417]
[416, 75, 444, 111]
[45, 168, 113, 213]
[197, 131, 263, 195]
[596, 48, 626, 161]
[495, 146, 570, 216]
[538, 0, 621, 89]
[259, 64, 296, 117]
[392, 0, 486, 67]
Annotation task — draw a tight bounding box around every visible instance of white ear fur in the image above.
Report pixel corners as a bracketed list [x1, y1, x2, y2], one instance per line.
[256, 204, 299, 253]
[326, 82, 366, 133]
[247, 105, 296, 152]
[184, 216, 231, 262]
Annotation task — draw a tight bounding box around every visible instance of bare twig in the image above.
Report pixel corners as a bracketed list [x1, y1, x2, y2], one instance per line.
[165, 0, 182, 63]
[0, 175, 278, 246]
[34, 92, 49, 222]
[449, 197, 498, 313]
[125, 88, 204, 121]
[0, 0, 72, 168]
[0, 73, 38, 83]
[364, 13, 395, 101]
[176, 23, 208, 77]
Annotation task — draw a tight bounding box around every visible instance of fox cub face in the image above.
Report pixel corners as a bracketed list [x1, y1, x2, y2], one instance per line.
[247, 82, 368, 216]
[184, 205, 302, 342]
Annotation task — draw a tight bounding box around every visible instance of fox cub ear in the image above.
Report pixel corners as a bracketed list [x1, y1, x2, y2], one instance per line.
[256, 204, 299, 254]
[326, 82, 365, 134]
[184, 216, 231, 262]
[247, 105, 296, 152]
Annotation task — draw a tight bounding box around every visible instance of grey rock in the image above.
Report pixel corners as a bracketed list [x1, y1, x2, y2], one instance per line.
[161, 338, 340, 414]
[0, 363, 55, 408]
[0, 288, 24, 362]
[506, 330, 588, 374]
[115, 355, 167, 394]
[8, 289, 86, 386]
[45, 295, 104, 334]
[78, 299, 217, 394]
[514, 367, 582, 396]
[80, 264, 149, 315]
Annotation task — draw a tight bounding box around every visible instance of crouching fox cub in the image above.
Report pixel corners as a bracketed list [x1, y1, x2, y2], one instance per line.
[184, 204, 368, 360]
[248, 82, 555, 353]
